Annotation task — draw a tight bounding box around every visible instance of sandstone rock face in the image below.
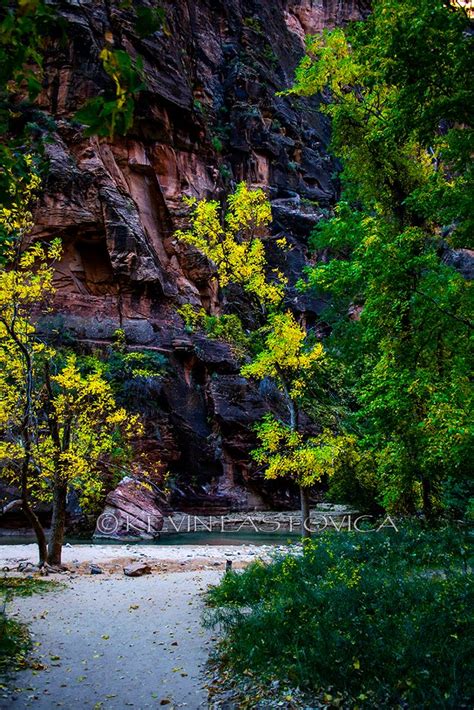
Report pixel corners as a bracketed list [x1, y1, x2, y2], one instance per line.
[286, 0, 371, 39]
[94, 478, 164, 540]
[31, 0, 369, 512]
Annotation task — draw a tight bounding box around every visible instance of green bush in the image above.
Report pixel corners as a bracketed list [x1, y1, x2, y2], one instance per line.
[206, 528, 473, 708]
[177, 305, 250, 357]
[203, 313, 250, 356]
[211, 136, 223, 153]
[0, 615, 30, 673]
[0, 577, 60, 674]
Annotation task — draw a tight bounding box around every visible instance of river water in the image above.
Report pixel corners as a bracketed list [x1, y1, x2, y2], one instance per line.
[0, 530, 303, 546]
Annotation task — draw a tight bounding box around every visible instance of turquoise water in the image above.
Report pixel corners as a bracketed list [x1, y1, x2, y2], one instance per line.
[0, 530, 302, 546]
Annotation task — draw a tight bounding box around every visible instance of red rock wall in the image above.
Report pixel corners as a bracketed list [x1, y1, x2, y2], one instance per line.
[30, 0, 370, 511]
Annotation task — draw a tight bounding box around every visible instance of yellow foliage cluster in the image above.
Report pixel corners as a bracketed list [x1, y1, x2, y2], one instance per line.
[0, 237, 141, 510]
[176, 182, 287, 306]
[35, 355, 141, 507]
[253, 415, 357, 487]
[0, 239, 61, 321]
[241, 311, 325, 399]
[100, 47, 129, 112]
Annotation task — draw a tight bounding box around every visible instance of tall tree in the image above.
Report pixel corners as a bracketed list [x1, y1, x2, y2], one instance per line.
[290, 0, 473, 516]
[177, 185, 351, 531]
[0, 1, 160, 564]
[0, 227, 142, 566]
[242, 311, 351, 536]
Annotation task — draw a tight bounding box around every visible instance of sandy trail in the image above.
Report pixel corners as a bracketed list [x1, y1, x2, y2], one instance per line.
[1, 570, 222, 710]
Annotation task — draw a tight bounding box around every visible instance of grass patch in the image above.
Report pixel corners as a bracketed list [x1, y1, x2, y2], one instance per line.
[0, 576, 61, 676]
[206, 525, 474, 708]
[0, 576, 60, 598]
[0, 616, 31, 674]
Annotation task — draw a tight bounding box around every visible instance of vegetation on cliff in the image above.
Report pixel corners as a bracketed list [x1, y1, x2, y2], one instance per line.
[176, 182, 287, 310]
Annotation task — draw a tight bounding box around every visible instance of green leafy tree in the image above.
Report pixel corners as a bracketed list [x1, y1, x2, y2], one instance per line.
[75, 47, 144, 138]
[291, 0, 473, 517]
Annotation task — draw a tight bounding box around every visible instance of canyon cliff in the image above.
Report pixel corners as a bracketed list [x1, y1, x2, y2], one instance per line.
[29, 0, 370, 513]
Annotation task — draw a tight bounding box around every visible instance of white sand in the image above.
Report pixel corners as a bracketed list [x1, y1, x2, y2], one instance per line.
[0, 543, 298, 707]
[1, 571, 221, 709]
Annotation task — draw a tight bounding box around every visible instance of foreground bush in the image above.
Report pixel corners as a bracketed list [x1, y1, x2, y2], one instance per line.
[0, 616, 30, 674]
[206, 528, 473, 708]
[0, 577, 60, 675]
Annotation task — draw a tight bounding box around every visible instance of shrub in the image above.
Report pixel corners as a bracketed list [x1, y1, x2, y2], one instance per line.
[211, 136, 223, 153]
[206, 527, 474, 708]
[203, 313, 250, 356]
[0, 577, 60, 673]
[177, 305, 250, 357]
[0, 616, 30, 673]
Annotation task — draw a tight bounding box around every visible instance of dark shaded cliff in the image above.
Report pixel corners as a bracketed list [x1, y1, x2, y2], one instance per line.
[30, 0, 370, 512]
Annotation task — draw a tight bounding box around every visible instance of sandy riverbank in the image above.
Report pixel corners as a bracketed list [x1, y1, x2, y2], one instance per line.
[0, 542, 292, 575]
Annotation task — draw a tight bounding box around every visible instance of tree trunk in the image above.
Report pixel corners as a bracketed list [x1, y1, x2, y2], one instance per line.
[22, 500, 48, 565]
[300, 485, 311, 539]
[284, 388, 312, 540]
[20, 448, 47, 566]
[422, 477, 433, 521]
[47, 483, 67, 566]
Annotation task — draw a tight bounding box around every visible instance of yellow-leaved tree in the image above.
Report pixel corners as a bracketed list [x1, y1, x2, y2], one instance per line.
[0, 180, 142, 566]
[176, 184, 351, 533]
[242, 311, 354, 537]
[176, 182, 287, 311]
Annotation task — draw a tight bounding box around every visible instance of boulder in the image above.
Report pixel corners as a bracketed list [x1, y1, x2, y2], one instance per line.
[123, 561, 152, 577]
[94, 478, 164, 540]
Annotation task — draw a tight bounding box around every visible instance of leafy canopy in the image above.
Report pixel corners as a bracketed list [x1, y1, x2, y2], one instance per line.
[75, 47, 144, 138]
[291, 0, 474, 515]
[176, 182, 287, 308]
[242, 312, 350, 490]
[252, 415, 357, 488]
[290, 0, 474, 233]
[241, 311, 325, 400]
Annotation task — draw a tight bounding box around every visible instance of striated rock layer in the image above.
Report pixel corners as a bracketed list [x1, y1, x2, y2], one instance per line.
[94, 478, 165, 540]
[29, 0, 370, 512]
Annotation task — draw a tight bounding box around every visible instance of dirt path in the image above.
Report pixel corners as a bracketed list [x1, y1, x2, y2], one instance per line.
[2, 571, 221, 710]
